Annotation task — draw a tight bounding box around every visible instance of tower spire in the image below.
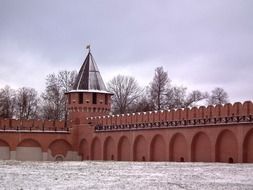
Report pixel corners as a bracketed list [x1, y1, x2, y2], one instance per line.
[86, 44, 91, 53]
[72, 47, 112, 94]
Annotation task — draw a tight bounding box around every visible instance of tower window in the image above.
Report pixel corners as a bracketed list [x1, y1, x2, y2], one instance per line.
[68, 93, 71, 104]
[78, 93, 83, 104]
[105, 94, 108, 105]
[92, 93, 97, 104]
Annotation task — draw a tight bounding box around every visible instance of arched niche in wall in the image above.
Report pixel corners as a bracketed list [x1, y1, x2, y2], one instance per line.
[170, 133, 188, 162]
[0, 139, 10, 160]
[91, 137, 102, 160]
[16, 139, 42, 161]
[79, 139, 89, 160]
[48, 139, 72, 161]
[118, 136, 131, 161]
[150, 134, 166, 161]
[133, 135, 147, 161]
[103, 136, 116, 161]
[191, 132, 212, 162]
[215, 129, 238, 163]
[243, 128, 253, 163]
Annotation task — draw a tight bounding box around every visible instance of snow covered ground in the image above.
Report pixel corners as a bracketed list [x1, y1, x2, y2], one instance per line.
[0, 161, 252, 190]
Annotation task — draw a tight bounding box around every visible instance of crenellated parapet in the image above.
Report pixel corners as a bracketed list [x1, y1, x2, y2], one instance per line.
[0, 118, 69, 133]
[90, 101, 253, 132]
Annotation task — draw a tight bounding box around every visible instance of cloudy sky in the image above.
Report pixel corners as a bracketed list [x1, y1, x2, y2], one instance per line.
[0, 0, 253, 102]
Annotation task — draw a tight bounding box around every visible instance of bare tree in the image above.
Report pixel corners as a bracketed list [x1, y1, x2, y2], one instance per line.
[41, 70, 77, 120]
[165, 86, 187, 109]
[15, 87, 39, 119]
[107, 75, 141, 114]
[185, 90, 209, 107]
[165, 87, 209, 109]
[130, 87, 155, 112]
[58, 70, 77, 122]
[207, 87, 229, 105]
[0, 86, 16, 118]
[58, 70, 77, 93]
[150, 67, 170, 110]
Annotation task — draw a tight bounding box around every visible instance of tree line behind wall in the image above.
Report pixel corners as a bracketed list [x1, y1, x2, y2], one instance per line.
[0, 67, 229, 119]
[0, 71, 76, 120]
[107, 67, 229, 114]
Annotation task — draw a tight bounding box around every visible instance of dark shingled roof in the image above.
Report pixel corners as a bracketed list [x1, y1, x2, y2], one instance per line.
[72, 52, 108, 92]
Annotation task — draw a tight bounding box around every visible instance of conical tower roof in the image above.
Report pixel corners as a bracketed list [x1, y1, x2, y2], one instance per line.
[71, 51, 111, 94]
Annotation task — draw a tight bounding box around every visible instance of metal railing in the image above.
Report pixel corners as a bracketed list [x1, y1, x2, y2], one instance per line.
[95, 115, 253, 132]
[0, 126, 70, 133]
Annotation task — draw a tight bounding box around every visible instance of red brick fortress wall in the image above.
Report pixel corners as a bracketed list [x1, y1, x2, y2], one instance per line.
[0, 118, 77, 161]
[77, 101, 253, 163]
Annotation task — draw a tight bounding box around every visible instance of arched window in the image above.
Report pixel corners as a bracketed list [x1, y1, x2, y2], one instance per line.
[92, 93, 97, 104]
[78, 93, 83, 104]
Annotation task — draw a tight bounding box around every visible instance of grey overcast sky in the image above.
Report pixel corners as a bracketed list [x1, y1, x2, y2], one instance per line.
[0, 0, 253, 102]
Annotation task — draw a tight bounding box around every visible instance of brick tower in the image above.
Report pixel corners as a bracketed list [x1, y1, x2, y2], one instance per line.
[66, 49, 113, 125]
[65, 49, 113, 160]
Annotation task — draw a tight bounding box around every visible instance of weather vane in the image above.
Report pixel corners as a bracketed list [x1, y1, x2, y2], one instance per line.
[86, 44, 91, 52]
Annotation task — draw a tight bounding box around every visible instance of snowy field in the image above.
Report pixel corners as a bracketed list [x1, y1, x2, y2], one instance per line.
[0, 161, 253, 190]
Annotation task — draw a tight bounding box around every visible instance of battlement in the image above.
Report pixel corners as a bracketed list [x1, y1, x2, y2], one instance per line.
[89, 101, 253, 132]
[0, 118, 69, 133]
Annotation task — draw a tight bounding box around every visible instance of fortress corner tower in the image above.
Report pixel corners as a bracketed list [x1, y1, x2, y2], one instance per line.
[66, 51, 113, 125]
